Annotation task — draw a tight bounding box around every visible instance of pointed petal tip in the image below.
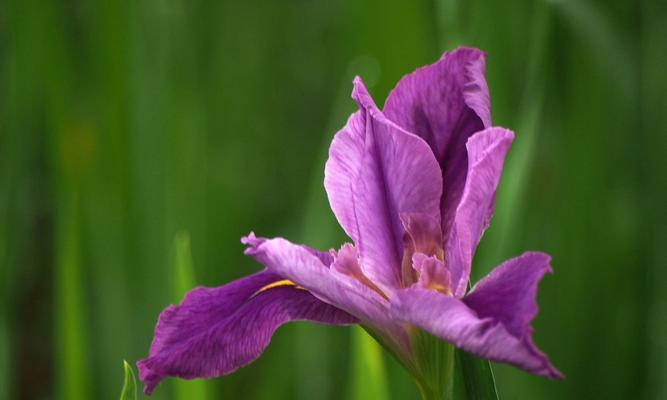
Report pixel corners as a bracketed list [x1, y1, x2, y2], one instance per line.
[521, 337, 564, 380]
[241, 231, 265, 255]
[351, 75, 364, 97]
[351, 76, 377, 112]
[548, 367, 565, 380]
[136, 359, 158, 395]
[240, 231, 257, 245]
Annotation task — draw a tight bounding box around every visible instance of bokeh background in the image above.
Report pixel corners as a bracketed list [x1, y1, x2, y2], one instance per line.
[1, 0, 666, 399]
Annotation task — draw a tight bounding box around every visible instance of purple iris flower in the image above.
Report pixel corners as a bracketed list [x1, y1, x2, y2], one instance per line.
[137, 47, 562, 395]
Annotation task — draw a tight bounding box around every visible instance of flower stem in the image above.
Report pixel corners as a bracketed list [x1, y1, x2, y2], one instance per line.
[411, 331, 455, 400]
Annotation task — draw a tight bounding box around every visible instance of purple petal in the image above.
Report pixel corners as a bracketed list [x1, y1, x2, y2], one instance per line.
[446, 127, 514, 297]
[137, 270, 356, 394]
[243, 234, 411, 354]
[242, 232, 334, 267]
[462, 52, 492, 129]
[390, 287, 562, 379]
[464, 252, 554, 340]
[383, 47, 491, 244]
[324, 111, 365, 242]
[244, 235, 391, 326]
[330, 243, 360, 276]
[330, 77, 442, 295]
[411, 253, 451, 293]
[401, 212, 444, 258]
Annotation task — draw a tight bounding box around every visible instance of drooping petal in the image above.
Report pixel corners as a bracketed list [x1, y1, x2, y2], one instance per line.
[339, 78, 442, 294]
[446, 127, 514, 297]
[383, 48, 491, 243]
[390, 287, 562, 379]
[137, 270, 356, 394]
[464, 252, 554, 340]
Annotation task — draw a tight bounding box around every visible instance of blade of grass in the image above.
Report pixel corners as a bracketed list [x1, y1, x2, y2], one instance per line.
[82, 0, 133, 396]
[349, 326, 389, 400]
[640, 1, 667, 398]
[173, 233, 197, 300]
[34, 0, 94, 397]
[0, 314, 7, 400]
[55, 192, 91, 400]
[120, 361, 137, 400]
[171, 232, 210, 400]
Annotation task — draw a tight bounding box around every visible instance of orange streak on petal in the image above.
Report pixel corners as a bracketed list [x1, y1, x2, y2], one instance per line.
[250, 279, 305, 299]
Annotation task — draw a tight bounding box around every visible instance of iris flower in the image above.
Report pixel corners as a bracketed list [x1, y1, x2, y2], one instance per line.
[138, 47, 562, 397]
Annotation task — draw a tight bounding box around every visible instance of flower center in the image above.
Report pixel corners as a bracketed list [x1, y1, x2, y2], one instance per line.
[399, 213, 450, 293]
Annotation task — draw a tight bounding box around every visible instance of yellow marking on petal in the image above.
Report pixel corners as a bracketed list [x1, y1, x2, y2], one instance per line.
[250, 279, 305, 299]
[424, 282, 452, 296]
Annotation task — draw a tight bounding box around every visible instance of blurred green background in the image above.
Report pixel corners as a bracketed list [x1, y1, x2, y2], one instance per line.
[1, 0, 666, 399]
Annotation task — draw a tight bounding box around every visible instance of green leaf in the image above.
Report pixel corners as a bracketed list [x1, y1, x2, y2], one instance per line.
[120, 360, 137, 400]
[454, 350, 499, 400]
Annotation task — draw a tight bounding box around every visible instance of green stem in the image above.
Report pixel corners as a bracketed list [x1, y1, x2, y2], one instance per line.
[417, 383, 453, 400]
[412, 331, 455, 400]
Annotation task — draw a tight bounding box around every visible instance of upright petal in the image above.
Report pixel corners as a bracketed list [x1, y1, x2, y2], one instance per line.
[243, 234, 410, 355]
[324, 111, 365, 242]
[347, 78, 442, 294]
[383, 48, 491, 155]
[390, 287, 562, 379]
[462, 52, 492, 129]
[383, 48, 491, 241]
[446, 127, 514, 297]
[137, 270, 356, 394]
